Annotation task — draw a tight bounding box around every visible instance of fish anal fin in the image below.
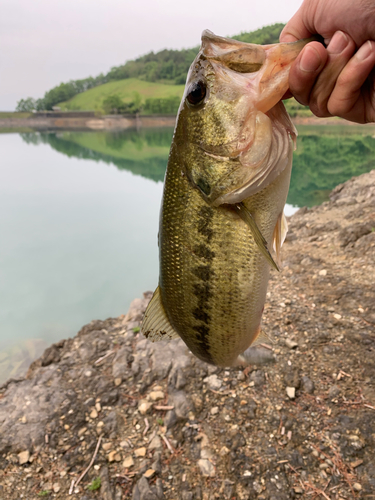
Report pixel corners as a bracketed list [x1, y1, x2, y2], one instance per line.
[141, 286, 180, 342]
[251, 326, 274, 347]
[233, 202, 279, 271]
[272, 210, 288, 268]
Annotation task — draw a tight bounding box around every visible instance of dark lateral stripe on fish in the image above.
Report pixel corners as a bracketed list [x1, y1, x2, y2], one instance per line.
[197, 206, 214, 242]
[193, 244, 215, 260]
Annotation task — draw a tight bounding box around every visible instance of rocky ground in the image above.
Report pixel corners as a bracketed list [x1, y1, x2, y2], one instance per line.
[0, 170, 374, 500]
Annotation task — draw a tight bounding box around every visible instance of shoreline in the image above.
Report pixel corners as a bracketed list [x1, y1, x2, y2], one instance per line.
[1, 112, 375, 132]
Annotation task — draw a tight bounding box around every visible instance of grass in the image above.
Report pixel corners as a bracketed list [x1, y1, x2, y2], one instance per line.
[58, 78, 185, 113]
[0, 112, 32, 119]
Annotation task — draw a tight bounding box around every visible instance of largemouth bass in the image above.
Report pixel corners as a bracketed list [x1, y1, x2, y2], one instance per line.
[142, 31, 313, 367]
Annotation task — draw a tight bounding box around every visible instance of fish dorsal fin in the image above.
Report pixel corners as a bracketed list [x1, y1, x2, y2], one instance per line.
[233, 203, 279, 271]
[272, 210, 288, 268]
[141, 286, 180, 342]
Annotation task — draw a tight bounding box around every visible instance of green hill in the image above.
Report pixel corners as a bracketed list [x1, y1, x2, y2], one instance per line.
[17, 23, 285, 112]
[59, 78, 185, 113]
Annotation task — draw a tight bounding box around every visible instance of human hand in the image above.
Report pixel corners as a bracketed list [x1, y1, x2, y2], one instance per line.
[280, 0, 375, 123]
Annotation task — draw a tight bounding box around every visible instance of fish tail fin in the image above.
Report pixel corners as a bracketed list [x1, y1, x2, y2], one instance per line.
[272, 210, 288, 268]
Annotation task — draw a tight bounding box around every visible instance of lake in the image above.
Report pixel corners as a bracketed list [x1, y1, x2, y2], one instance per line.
[1, 124, 375, 383]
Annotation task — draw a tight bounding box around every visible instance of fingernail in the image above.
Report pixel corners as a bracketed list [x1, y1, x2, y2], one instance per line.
[356, 40, 373, 61]
[299, 46, 322, 72]
[328, 31, 348, 54]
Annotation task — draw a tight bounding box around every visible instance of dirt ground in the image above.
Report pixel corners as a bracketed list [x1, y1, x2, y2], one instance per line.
[0, 170, 374, 500]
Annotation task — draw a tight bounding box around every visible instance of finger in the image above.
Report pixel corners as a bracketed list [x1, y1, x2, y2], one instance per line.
[327, 40, 375, 123]
[308, 31, 357, 117]
[279, 5, 314, 43]
[288, 42, 327, 105]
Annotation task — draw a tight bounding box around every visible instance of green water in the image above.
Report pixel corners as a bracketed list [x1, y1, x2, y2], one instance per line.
[1, 123, 375, 384]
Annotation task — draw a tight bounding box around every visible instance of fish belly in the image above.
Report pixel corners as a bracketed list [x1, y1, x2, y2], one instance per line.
[159, 150, 292, 367]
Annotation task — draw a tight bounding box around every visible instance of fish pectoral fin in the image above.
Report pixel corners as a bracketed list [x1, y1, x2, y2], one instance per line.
[272, 210, 288, 268]
[233, 203, 279, 271]
[141, 286, 180, 342]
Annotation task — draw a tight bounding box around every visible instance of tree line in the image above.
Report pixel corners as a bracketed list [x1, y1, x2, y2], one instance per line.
[16, 24, 285, 112]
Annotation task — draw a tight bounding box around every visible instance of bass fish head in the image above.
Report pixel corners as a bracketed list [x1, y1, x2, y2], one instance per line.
[175, 31, 314, 206]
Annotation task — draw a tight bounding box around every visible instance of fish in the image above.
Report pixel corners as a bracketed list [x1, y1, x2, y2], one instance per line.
[141, 31, 314, 367]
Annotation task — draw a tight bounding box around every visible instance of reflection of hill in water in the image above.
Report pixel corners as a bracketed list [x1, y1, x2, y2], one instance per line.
[21, 125, 375, 207]
[291, 125, 375, 207]
[21, 128, 175, 182]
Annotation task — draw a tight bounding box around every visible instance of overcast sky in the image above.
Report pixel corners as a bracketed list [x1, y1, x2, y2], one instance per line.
[0, 0, 303, 110]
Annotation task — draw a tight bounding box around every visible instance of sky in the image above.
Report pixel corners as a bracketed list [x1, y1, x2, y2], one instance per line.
[0, 0, 303, 110]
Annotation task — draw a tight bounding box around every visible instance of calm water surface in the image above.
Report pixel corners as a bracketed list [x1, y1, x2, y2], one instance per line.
[1, 124, 375, 382]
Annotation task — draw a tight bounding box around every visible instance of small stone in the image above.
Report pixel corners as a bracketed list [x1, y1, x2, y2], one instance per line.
[353, 483, 362, 492]
[148, 435, 162, 450]
[198, 459, 215, 477]
[144, 469, 155, 479]
[138, 401, 153, 415]
[319, 269, 327, 276]
[294, 486, 303, 494]
[52, 483, 60, 493]
[301, 376, 315, 394]
[201, 448, 214, 459]
[102, 443, 112, 451]
[78, 427, 87, 437]
[328, 385, 340, 399]
[108, 451, 121, 462]
[18, 451, 30, 465]
[20, 415, 27, 424]
[285, 339, 298, 349]
[149, 391, 164, 401]
[84, 370, 92, 377]
[219, 446, 230, 456]
[211, 407, 219, 415]
[90, 409, 98, 419]
[95, 402, 102, 412]
[114, 377, 122, 386]
[286, 387, 295, 399]
[134, 447, 146, 457]
[123, 456, 134, 468]
[204, 374, 222, 391]
[333, 313, 342, 320]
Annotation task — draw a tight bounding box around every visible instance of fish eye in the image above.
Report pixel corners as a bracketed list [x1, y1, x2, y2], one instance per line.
[186, 80, 207, 107]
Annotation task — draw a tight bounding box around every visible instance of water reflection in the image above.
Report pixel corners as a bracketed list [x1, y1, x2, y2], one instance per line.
[21, 123, 375, 207]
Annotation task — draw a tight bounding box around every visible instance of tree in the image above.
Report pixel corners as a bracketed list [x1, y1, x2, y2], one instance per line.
[16, 97, 37, 112]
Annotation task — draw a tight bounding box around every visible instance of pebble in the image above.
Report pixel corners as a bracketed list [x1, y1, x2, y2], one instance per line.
[78, 427, 87, 437]
[144, 469, 155, 479]
[95, 402, 101, 412]
[319, 269, 327, 276]
[286, 387, 296, 399]
[328, 385, 340, 399]
[138, 401, 153, 415]
[18, 451, 30, 465]
[90, 409, 98, 419]
[123, 456, 134, 468]
[134, 447, 146, 457]
[198, 459, 215, 477]
[52, 483, 60, 493]
[102, 442, 112, 451]
[219, 446, 230, 456]
[148, 435, 162, 450]
[285, 339, 298, 349]
[107, 451, 121, 462]
[114, 377, 122, 386]
[353, 483, 362, 492]
[211, 407, 219, 415]
[149, 391, 164, 401]
[203, 374, 222, 391]
[301, 376, 315, 394]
